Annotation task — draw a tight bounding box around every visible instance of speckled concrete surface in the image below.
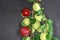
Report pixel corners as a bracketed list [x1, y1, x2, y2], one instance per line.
[0, 0, 60, 40]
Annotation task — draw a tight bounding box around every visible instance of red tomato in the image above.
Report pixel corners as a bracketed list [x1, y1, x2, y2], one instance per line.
[20, 27, 30, 37]
[21, 8, 30, 17]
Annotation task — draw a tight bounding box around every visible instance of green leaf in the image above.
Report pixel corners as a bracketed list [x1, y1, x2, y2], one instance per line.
[30, 19, 36, 24]
[28, 15, 32, 19]
[34, 33, 40, 40]
[28, 24, 32, 28]
[23, 37, 26, 40]
[40, 24, 46, 31]
[37, 9, 43, 15]
[32, 37, 35, 40]
[47, 19, 54, 24]
[27, 0, 34, 2]
[53, 37, 59, 40]
[46, 19, 54, 39]
[21, 22, 25, 26]
[42, 14, 47, 21]
[47, 19, 53, 31]
[23, 37, 30, 40]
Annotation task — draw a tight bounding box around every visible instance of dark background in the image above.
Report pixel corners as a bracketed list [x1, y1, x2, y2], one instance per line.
[0, 0, 60, 40]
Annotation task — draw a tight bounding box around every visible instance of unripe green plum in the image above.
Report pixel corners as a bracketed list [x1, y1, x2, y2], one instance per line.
[40, 32, 47, 40]
[22, 18, 30, 26]
[37, 28, 42, 32]
[32, 21, 40, 30]
[33, 3, 41, 11]
[35, 14, 42, 21]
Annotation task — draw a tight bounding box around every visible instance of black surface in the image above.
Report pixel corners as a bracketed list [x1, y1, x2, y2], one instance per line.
[0, 0, 60, 40]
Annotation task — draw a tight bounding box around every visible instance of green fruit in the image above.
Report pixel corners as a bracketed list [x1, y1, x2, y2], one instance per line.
[22, 18, 30, 26]
[33, 3, 41, 11]
[35, 14, 42, 21]
[37, 28, 42, 32]
[32, 21, 40, 30]
[40, 32, 47, 40]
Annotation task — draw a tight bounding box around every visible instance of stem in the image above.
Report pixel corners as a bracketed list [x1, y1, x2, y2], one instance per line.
[30, 11, 34, 40]
[30, 0, 42, 40]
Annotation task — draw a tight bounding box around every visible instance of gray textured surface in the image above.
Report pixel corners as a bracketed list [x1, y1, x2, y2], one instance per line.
[0, 0, 60, 40]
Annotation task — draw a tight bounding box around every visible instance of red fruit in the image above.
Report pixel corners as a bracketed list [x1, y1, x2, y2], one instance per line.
[20, 27, 30, 37]
[21, 8, 30, 17]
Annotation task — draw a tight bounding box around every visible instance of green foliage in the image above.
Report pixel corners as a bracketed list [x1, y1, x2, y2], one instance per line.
[53, 37, 59, 40]
[21, 22, 25, 26]
[23, 37, 26, 40]
[37, 9, 43, 15]
[30, 19, 36, 24]
[23, 37, 30, 40]
[46, 19, 54, 40]
[27, 0, 34, 2]
[28, 18, 36, 28]
[40, 24, 46, 31]
[42, 14, 47, 21]
[34, 33, 40, 40]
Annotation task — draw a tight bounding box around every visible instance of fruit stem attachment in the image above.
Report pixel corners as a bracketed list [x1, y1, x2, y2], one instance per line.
[30, 11, 34, 40]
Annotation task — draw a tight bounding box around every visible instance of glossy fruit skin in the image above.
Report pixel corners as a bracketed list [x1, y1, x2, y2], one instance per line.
[32, 21, 40, 30]
[20, 27, 30, 37]
[22, 18, 30, 26]
[33, 3, 41, 11]
[35, 14, 42, 21]
[40, 32, 47, 40]
[21, 8, 30, 17]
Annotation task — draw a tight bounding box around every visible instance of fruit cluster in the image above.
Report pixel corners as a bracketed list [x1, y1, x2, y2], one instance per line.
[19, 0, 59, 40]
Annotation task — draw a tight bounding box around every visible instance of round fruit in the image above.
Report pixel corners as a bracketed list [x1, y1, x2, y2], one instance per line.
[20, 27, 30, 37]
[32, 21, 40, 30]
[35, 14, 42, 21]
[33, 3, 41, 11]
[21, 8, 30, 17]
[22, 18, 30, 26]
[37, 28, 42, 32]
[40, 32, 47, 40]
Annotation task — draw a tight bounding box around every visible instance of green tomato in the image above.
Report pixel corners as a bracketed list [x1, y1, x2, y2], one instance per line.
[32, 21, 40, 30]
[33, 3, 41, 11]
[37, 28, 42, 32]
[40, 32, 47, 40]
[35, 14, 42, 21]
[22, 18, 30, 26]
